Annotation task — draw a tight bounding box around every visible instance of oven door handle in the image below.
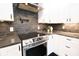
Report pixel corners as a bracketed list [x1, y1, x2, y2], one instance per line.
[18, 45, 20, 51]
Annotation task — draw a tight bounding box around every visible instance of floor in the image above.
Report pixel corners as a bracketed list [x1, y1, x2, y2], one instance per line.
[48, 52, 58, 56]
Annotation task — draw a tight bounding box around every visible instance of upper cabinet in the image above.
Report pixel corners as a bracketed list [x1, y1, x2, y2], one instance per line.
[38, 3, 52, 23]
[0, 3, 14, 21]
[67, 3, 79, 23]
[38, 1, 79, 23]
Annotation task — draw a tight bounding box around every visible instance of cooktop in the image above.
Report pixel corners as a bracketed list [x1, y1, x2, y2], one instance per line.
[18, 32, 46, 40]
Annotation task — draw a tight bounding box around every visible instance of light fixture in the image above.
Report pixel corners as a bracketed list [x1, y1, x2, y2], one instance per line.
[62, 26, 65, 29]
[37, 25, 40, 30]
[25, 3, 28, 5]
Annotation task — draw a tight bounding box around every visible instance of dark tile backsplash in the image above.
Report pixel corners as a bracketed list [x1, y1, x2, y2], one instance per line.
[13, 3, 38, 34]
[61, 23, 79, 33]
[13, 3, 79, 33]
[42, 23, 79, 33]
[0, 22, 13, 33]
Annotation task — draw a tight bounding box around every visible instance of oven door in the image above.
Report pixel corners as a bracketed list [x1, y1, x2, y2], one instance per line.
[23, 42, 47, 56]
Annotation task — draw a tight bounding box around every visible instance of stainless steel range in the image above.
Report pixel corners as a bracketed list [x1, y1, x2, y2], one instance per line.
[19, 32, 48, 56]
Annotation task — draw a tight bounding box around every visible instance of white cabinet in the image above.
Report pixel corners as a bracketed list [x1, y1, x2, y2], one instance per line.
[47, 34, 65, 55]
[0, 43, 21, 56]
[38, 1, 79, 23]
[0, 3, 14, 21]
[52, 34, 79, 56]
[38, 5, 50, 23]
[62, 3, 79, 23]
[38, 2, 66, 23]
[38, 3, 54, 23]
[47, 35, 54, 55]
[52, 34, 67, 56]
[64, 37, 79, 56]
[67, 3, 79, 23]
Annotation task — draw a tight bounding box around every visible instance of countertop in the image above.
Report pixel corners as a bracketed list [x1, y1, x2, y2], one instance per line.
[54, 31, 79, 39]
[0, 32, 21, 48]
[0, 31, 46, 48]
[18, 32, 46, 40]
[37, 31, 79, 39]
[0, 30, 79, 48]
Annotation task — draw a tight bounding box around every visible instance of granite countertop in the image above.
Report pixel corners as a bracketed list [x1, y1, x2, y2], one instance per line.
[0, 32, 21, 48]
[36, 31, 52, 35]
[1, 30, 79, 48]
[54, 31, 79, 39]
[18, 32, 46, 40]
[37, 30, 79, 39]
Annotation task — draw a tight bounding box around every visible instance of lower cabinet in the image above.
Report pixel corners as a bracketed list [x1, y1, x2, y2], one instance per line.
[47, 35, 54, 55]
[52, 34, 66, 56]
[64, 37, 79, 56]
[47, 34, 79, 56]
[0, 43, 22, 56]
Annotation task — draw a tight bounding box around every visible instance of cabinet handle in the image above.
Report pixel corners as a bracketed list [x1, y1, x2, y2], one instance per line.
[10, 14, 12, 19]
[19, 45, 20, 51]
[69, 18, 71, 21]
[65, 54, 68, 56]
[67, 18, 71, 22]
[66, 39, 71, 41]
[65, 46, 70, 48]
[52, 36, 53, 38]
[67, 19, 68, 22]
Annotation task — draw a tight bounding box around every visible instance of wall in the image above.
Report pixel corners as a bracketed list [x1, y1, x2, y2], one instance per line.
[13, 3, 39, 34]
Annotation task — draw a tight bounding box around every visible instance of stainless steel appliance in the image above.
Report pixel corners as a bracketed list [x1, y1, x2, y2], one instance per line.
[19, 32, 48, 56]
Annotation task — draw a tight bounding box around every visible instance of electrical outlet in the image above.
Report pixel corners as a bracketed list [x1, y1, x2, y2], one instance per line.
[10, 27, 14, 32]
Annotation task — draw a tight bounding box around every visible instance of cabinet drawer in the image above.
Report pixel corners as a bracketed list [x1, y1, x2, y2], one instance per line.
[64, 42, 79, 56]
[54, 46, 68, 56]
[60, 45, 79, 56]
[66, 37, 79, 44]
[64, 46, 79, 56]
[65, 38, 79, 48]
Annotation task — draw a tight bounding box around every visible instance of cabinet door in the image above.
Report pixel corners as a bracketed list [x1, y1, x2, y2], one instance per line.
[38, 5, 50, 23]
[65, 37, 79, 56]
[0, 3, 14, 21]
[63, 3, 79, 23]
[66, 44, 79, 56]
[47, 35, 54, 55]
[0, 43, 21, 56]
[7, 43, 22, 56]
[64, 42, 79, 56]
[38, 2, 69, 23]
[38, 1, 79, 23]
[0, 47, 9, 56]
[68, 3, 79, 23]
[53, 34, 67, 56]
